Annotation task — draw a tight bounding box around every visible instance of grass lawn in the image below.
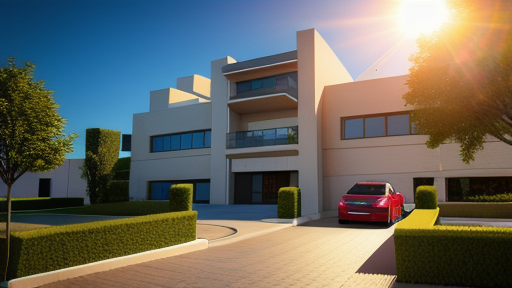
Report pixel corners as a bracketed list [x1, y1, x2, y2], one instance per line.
[0, 201, 170, 218]
[34, 201, 171, 216]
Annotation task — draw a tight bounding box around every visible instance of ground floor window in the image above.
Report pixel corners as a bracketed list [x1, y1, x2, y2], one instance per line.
[413, 177, 434, 202]
[234, 171, 296, 204]
[149, 180, 210, 203]
[446, 177, 512, 201]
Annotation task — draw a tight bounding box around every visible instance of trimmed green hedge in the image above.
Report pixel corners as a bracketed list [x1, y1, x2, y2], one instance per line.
[278, 187, 301, 218]
[464, 193, 512, 202]
[395, 208, 512, 287]
[0, 198, 84, 212]
[112, 157, 130, 180]
[1, 211, 197, 280]
[415, 186, 437, 209]
[439, 202, 512, 218]
[107, 180, 129, 203]
[169, 184, 193, 212]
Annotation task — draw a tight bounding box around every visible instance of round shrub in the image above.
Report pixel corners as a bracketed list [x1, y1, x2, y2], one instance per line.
[415, 185, 438, 209]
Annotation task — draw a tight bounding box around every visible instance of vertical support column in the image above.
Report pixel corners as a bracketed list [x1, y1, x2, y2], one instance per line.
[209, 57, 236, 205]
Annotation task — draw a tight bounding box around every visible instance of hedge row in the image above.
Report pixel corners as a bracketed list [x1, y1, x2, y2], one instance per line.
[107, 180, 129, 203]
[438, 202, 512, 218]
[0, 198, 84, 212]
[464, 193, 512, 202]
[278, 187, 301, 219]
[1, 211, 197, 280]
[395, 208, 512, 287]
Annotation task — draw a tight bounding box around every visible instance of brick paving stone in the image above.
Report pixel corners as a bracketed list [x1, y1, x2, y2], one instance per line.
[40, 217, 394, 288]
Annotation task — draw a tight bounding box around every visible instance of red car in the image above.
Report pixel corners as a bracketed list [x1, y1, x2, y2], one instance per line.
[338, 182, 405, 224]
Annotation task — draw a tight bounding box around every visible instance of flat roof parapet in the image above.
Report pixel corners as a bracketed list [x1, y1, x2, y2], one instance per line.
[222, 50, 297, 75]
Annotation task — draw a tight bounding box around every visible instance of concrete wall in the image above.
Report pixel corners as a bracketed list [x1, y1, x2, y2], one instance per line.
[321, 75, 512, 210]
[231, 156, 299, 173]
[0, 159, 87, 202]
[130, 101, 213, 200]
[296, 28, 354, 215]
[177, 75, 211, 98]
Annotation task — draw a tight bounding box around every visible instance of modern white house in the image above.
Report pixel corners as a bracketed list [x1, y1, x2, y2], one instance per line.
[0, 159, 88, 202]
[129, 28, 512, 215]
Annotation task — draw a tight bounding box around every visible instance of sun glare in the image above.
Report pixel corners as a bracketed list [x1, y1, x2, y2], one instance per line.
[398, 0, 450, 37]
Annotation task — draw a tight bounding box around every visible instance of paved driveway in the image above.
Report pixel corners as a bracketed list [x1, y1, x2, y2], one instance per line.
[40, 217, 395, 288]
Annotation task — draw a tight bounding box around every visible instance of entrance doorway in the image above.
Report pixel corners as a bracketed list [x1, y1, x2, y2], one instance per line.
[38, 178, 51, 197]
[234, 172, 291, 204]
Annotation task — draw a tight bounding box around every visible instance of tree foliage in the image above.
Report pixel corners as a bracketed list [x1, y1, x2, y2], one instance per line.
[0, 57, 76, 280]
[403, 0, 512, 163]
[81, 128, 120, 204]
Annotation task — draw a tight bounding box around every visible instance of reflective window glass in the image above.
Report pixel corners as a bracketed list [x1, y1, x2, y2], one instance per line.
[237, 81, 251, 93]
[262, 77, 275, 88]
[204, 131, 211, 147]
[195, 183, 210, 202]
[163, 136, 171, 151]
[365, 116, 385, 137]
[388, 114, 410, 136]
[171, 135, 181, 150]
[181, 133, 192, 149]
[152, 137, 163, 152]
[192, 132, 204, 148]
[344, 119, 364, 139]
[251, 79, 262, 90]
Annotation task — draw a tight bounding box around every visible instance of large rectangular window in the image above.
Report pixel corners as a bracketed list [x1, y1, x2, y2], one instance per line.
[150, 180, 210, 203]
[151, 130, 211, 153]
[342, 112, 415, 139]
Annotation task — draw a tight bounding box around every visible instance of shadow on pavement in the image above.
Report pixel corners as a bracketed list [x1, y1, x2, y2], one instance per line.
[357, 235, 397, 275]
[302, 217, 393, 230]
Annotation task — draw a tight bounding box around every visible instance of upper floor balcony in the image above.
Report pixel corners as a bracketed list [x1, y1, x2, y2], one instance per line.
[226, 126, 298, 149]
[230, 72, 297, 101]
[223, 51, 298, 114]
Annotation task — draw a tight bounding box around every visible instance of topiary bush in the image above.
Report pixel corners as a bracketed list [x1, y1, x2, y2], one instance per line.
[112, 157, 131, 180]
[415, 185, 438, 209]
[169, 184, 193, 212]
[107, 181, 129, 203]
[1, 211, 197, 280]
[81, 128, 121, 204]
[278, 187, 301, 218]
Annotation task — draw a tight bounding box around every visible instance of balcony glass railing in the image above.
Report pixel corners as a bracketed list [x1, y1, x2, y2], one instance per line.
[231, 72, 298, 101]
[226, 126, 298, 149]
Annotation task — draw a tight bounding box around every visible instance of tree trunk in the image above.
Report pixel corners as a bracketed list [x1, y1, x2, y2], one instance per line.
[3, 184, 11, 281]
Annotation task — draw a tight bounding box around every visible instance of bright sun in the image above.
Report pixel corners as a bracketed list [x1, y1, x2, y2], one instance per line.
[398, 0, 450, 36]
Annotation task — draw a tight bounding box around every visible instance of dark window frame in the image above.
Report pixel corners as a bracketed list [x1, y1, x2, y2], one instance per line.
[150, 129, 211, 153]
[340, 112, 416, 140]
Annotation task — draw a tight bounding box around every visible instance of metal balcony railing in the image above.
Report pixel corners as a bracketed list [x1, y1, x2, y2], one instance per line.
[226, 126, 298, 149]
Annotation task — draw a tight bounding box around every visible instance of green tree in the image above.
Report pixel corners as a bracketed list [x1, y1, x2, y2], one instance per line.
[403, 0, 512, 163]
[0, 58, 76, 280]
[81, 128, 120, 204]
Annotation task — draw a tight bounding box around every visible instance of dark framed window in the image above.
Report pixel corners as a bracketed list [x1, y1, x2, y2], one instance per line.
[341, 112, 416, 139]
[151, 130, 211, 153]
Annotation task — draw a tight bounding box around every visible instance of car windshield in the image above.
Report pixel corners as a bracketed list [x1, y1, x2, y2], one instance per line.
[347, 184, 386, 196]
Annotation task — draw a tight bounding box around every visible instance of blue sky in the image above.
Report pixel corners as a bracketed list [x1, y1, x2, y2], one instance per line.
[0, 0, 416, 158]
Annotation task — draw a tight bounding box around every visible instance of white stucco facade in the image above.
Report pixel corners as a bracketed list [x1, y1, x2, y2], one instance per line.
[0, 159, 88, 202]
[129, 28, 512, 215]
